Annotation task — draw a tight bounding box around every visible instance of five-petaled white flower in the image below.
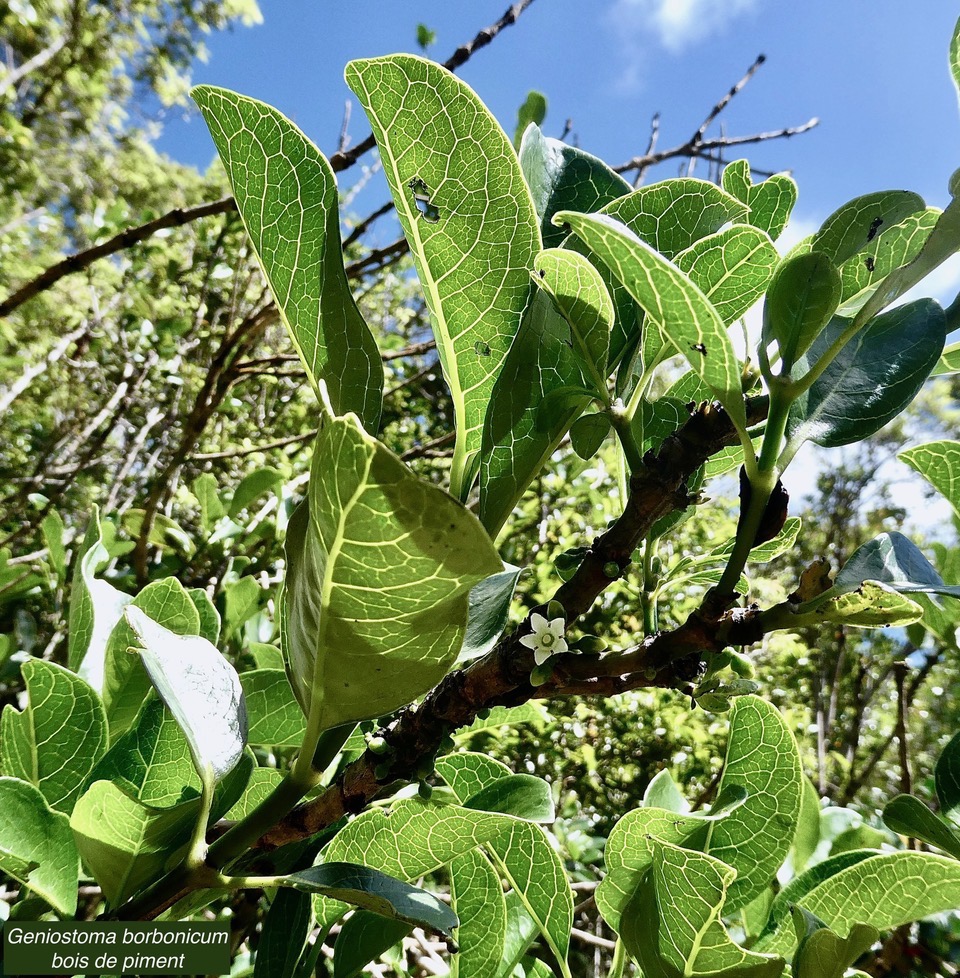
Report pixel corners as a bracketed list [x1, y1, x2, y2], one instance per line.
[520, 613, 568, 665]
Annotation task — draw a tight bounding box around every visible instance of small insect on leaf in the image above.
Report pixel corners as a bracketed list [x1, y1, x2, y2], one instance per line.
[691, 342, 708, 355]
[867, 216, 884, 241]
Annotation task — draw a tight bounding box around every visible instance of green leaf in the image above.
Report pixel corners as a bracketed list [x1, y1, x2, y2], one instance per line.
[833, 531, 960, 599]
[790, 910, 878, 978]
[883, 794, 960, 859]
[763, 252, 842, 367]
[255, 888, 313, 978]
[495, 892, 540, 978]
[437, 752, 515, 801]
[596, 790, 745, 931]
[223, 575, 261, 639]
[241, 669, 306, 748]
[416, 23, 436, 50]
[570, 413, 611, 460]
[0, 776, 78, 915]
[621, 842, 784, 978]
[478, 288, 592, 536]
[933, 341, 960, 376]
[313, 799, 519, 930]
[788, 300, 946, 449]
[101, 577, 200, 738]
[900, 440, 960, 516]
[519, 124, 630, 249]
[454, 703, 550, 741]
[192, 86, 383, 429]
[126, 606, 247, 782]
[68, 507, 132, 688]
[229, 466, 283, 519]
[334, 911, 411, 978]
[283, 416, 501, 732]
[1, 660, 106, 815]
[224, 766, 284, 821]
[466, 774, 555, 824]
[811, 191, 925, 265]
[460, 565, 522, 663]
[40, 511, 66, 581]
[192, 472, 225, 530]
[86, 695, 202, 807]
[707, 517, 803, 565]
[758, 851, 960, 956]
[703, 696, 803, 912]
[643, 769, 689, 813]
[937, 730, 960, 827]
[811, 581, 924, 628]
[951, 14, 960, 101]
[556, 211, 747, 432]
[188, 587, 221, 644]
[722, 160, 798, 240]
[249, 642, 284, 671]
[593, 178, 750, 365]
[488, 821, 574, 977]
[791, 778, 822, 875]
[451, 847, 507, 978]
[675, 225, 779, 326]
[283, 861, 457, 937]
[70, 780, 195, 906]
[837, 208, 939, 315]
[345, 55, 540, 497]
[514, 91, 547, 149]
[533, 247, 615, 386]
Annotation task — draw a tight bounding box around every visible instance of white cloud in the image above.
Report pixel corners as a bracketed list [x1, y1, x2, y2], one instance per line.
[608, 0, 762, 54]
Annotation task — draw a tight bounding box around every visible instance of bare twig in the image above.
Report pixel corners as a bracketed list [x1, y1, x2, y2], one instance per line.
[337, 99, 352, 154]
[342, 200, 395, 249]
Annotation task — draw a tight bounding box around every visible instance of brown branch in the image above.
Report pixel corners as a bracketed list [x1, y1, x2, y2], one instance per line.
[253, 395, 769, 852]
[342, 201, 395, 249]
[692, 54, 767, 146]
[0, 197, 238, 318]
[0, 0, 540, 319]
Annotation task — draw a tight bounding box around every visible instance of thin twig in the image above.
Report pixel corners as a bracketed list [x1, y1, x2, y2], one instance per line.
[342, 200, 395, 249]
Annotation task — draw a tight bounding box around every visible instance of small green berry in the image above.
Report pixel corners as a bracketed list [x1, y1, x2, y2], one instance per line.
[729, 652, 756, 679]
[367, 736, 390, 756]
[476, 708, 491, 720]
[530, 662, 553, 686]
[603, 561, 620, 579]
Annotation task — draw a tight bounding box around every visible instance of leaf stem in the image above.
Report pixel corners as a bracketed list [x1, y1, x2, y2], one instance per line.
[641, 536, 660, 636]
[608, 401, 646, 473]
[608, 937, 626, 978]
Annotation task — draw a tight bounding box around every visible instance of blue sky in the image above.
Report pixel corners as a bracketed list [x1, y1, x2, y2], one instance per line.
[160, 0, 960, 229]
[156, 0, 960, 530]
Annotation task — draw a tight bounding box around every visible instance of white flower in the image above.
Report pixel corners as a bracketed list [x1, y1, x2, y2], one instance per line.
[520, 613, 568, 665]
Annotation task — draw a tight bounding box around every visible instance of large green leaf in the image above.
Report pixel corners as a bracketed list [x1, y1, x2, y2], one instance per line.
[900, 440, 960, 516]
[596, 795, 742, 931]
[86, 694, 202, 807]
[283, 416, 501, 732]
[758, 852, 960, 956]
[0, 776, 78, 915]
[241, 669, 306, 748]
[126, 606, 248, 782]
[593, 177, 750, 365]
[71, 758, 251, 907]
[704, 695, 804, 912]
[882, 794, 960, 859]
[788, 300, 946, 449]
[621, 842, 784, 978]
[951, 14, 960, 101]
[436, 752, 514, 802]
[102, 577, 200, 738]
[460, 565, 522, 662]
[345, 55, 541, 497]
[466, 775, 555, 824]
[70, 780, 197, 906]
[1, 659, 107, 815]
[518, 124, 630, 249]
[837, 208, 939, 314]
[934, 341, 960, 376]
[675, 225, 779, 326]
[255, 889, 313, 978]
[68, 507, 132, 689]
[811, 191, 925, 265]
[313, 799, 520, 931]
[282, 862, 457, 937]
[478, 288, 591, 536]
[334, 911, 411, 978]
[486, 820, 573, 976]
[763, 252, 841, 368]
[556, 211, 747, 432]
[937, 730, 960, 826]
[790, 911, 878, 978]
[192, 86, 383, 429]
[722, 160, 797, 240]
[478, 248, 615, 534]
[833, 531, 960, 599]
[451, 847, 507, 978]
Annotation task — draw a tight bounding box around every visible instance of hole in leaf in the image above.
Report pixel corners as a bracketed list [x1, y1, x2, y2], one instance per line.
[474, 340, 492, 357]
[408, 176, 440, 223]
